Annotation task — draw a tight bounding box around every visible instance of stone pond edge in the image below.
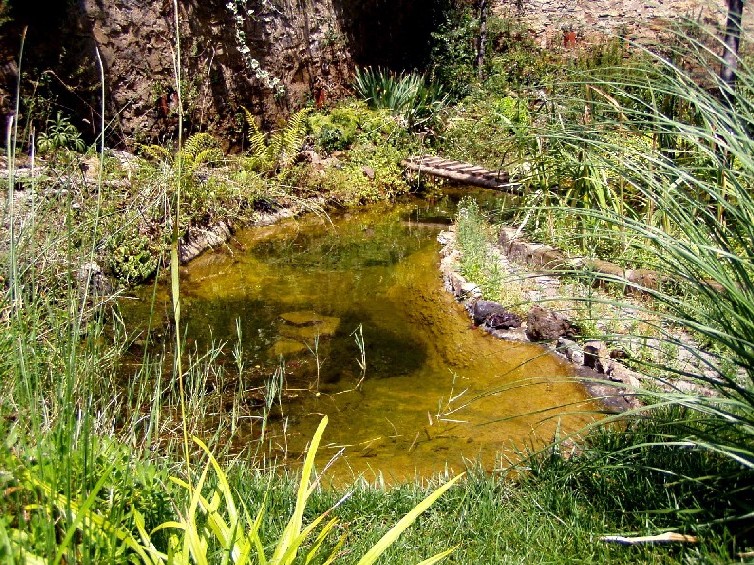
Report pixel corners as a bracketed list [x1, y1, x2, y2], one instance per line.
[437, 227, 645, 414]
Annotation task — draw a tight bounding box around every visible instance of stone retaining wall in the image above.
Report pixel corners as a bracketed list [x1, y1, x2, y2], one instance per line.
[495, 0, 753, 47]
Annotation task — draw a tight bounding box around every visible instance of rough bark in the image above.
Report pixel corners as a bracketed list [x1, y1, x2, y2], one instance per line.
[720, 0, 744, 109]
[476, 0, 488, 80]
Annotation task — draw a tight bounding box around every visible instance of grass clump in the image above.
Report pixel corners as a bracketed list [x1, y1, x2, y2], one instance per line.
[454, 198, 506, 302]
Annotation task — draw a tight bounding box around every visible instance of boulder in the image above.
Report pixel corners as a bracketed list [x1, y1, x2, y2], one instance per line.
[525, 305, 575, 341]
[485, 310, 522, 330]
[471, 300, 522, 329]
[471, 300, 504, 326]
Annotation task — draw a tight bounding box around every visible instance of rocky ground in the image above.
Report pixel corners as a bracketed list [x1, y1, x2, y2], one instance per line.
[437, 226, 719, 413]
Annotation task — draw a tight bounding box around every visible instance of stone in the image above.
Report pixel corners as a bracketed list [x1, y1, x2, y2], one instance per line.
[471, 300, 504, 326]
[583, 340, 610, 373]
[280, 310, 324, 327]
[179, 222, 232, 264]
[557, 337, 584, 365]
[278, 311, 340, 340]
[269, 338, 307, 358]
[460, 282, 481, 299]
[77, 262, 113, 296]
[525, 305, 574, 341]
[485, 310, 522, 330]
[300, 150, 321, 165]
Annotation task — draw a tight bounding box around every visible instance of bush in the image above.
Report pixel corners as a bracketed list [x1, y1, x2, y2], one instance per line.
[308, 106, 359, 152]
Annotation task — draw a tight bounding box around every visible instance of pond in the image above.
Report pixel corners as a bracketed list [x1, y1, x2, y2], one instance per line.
[121, 189, 595, 483]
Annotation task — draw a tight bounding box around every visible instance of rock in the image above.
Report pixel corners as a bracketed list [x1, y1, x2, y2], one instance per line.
[606, 362, 643, 389]
[485, 310, 522, 330]
[471, 300, 503, 325]
[280, 311, 323, 327]
[77, 262, 113, 297]
[470, 300, 522, 329]
[460, 282, 482, 299]
[609, 347, 629, 360]
[525, 305, 574, 341]
[446, 272, 465, 298]
[278, 311, 340, 340]
[583, 340, 610, 373]
[269, 338, 308, 358]
[179, 222, 232, 264]
[437, 230, 453, 246]
[557, 337, 584, 365]
[361, 166, 375, 180]
[300, 150, 321, 165]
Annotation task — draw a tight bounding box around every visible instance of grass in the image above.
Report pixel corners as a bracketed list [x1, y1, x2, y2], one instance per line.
[3, 12, 754, 565]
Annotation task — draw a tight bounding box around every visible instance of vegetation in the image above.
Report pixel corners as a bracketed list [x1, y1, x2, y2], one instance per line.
[3, 4, 754, 563]
[442, 14, 754, 552]
[353, 67, 448, 133]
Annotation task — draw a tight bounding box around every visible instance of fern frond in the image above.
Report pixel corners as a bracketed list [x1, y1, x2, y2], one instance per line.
[243, 106, 259, 133]
[137, 144, 171, 162]
[191, 148, 224, 167]
[282, 108, 310, 153]
[249, 131, 268, 161]
[182, 132, 220, 161]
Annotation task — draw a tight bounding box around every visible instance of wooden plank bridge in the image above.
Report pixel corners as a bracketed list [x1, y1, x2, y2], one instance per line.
[402, 155, 520, 192]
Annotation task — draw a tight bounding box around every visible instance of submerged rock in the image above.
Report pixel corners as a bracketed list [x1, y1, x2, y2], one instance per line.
[278, 311, 340, 340]
[269, 338, 308, 358]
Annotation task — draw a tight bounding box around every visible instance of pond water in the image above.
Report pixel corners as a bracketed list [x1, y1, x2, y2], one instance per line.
[121, 189, 595, 482]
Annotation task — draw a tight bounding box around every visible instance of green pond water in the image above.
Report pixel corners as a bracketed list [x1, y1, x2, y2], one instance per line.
[122, 190, 595, 482]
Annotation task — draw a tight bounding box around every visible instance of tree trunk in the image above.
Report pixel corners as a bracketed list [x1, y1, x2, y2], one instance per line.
[720, 0, 744, 109]
[476, 0, 488, 81]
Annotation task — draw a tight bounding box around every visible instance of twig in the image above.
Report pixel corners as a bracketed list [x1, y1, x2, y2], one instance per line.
[600, 532, 698, 545]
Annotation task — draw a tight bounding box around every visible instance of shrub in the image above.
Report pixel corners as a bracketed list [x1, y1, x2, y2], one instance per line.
[308, 106, 359, 152]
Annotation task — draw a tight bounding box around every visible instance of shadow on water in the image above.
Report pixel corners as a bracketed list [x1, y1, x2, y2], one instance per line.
[119, 189, 597, 483]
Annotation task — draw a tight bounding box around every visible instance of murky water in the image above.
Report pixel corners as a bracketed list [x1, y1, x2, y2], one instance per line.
[122, 190, 595, 482]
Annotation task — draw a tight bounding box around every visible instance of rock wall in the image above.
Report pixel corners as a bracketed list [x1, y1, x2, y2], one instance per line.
[494, 0, 753, 47]
[0, 0, 435, 148]
[0, 0, 748, 146]
[77, 0, 356, 147]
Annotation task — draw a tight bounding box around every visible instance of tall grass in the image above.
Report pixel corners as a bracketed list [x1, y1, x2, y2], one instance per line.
[0, 10, 462, 564]
[513, 28, 754, 530]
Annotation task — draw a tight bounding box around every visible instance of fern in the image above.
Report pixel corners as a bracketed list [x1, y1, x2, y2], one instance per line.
[137, 143, 171, 162]
[277, 107, 310, 167]
[136, 134, 223, 170]
[243, 106, 310, 173]
[182, 133, 219, 160]
[181, 133, 223, 171]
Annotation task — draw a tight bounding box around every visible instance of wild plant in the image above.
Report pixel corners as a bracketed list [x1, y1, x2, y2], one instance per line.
[36, 111, 86, 155]
[243, 107, 309, 173]
[353, 67, 448, 132]
[455, 198, 507, 302]
[523, 28, 754, 529]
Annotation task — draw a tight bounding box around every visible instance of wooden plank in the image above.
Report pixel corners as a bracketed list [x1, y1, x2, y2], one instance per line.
[402, 159, 519, 192]
[418, 156, 446, 165]
[448, 164, 478, 172]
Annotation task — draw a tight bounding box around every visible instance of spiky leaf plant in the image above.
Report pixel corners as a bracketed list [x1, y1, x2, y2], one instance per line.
[522, 28, 754, 529]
